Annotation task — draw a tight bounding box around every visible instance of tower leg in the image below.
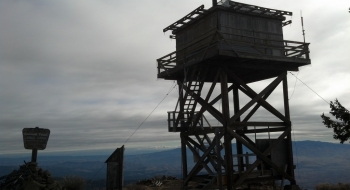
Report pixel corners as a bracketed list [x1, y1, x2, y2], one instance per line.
[180, 132, 188, 187]
[283, 72, 296, 185]
[221, 71, 233, 190]
[215, 128, 223, 189]
[233, 84, 244, 173]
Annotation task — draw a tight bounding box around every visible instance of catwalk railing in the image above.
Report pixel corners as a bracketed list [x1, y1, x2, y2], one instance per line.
[157, 32, 310, 75]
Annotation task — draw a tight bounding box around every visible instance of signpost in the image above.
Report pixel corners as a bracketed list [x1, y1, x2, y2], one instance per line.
[22, 127, 50, 162]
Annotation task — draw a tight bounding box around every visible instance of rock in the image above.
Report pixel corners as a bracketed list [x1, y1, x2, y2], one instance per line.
[43, 170, 51, 177]
[47, 177, 54, 184]
[22, 180, 46, 190]
[0, 161, 64, 190]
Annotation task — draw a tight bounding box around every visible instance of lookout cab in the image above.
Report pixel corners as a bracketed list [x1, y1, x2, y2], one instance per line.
[157, 1, 310, 189]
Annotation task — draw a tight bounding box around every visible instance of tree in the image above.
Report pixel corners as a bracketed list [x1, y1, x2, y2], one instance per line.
[321, 99, 350, 143]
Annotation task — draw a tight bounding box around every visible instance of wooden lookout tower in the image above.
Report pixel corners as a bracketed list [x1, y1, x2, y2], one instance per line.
[157, 1, 310, 189]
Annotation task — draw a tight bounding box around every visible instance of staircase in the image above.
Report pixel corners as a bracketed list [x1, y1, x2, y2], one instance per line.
[182, 66, 208, 128]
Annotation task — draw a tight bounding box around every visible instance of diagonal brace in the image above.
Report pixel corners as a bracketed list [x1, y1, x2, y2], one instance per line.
[227, 71, 287, 125]
[228, 128, 293, 182]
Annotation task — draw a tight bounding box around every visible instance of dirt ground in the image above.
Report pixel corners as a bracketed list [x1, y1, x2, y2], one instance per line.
[123, 182, 281, 190]
[122, 179, 279, 190]
[123, 180, 200, 190]
[123, 180, 181, 190]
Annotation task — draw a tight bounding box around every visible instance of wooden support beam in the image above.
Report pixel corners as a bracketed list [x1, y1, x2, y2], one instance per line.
[232, 70, 289, 123]
[184, 129, 217, 135]
[195, 134, 218, 170]
[283, 73, 296, 185]
[283, 73, 290, 122]
[185, 137, 214, 175]
[231, 131, 291, 189]
[207, 83, 235, 108]
[228, 128, 293, 189]
[180, 133, 188, 185]
[221, 70, 233, 190]
[242, 81, 276, 122]
[238, 84, 289, 124]
[184, 133, 223, 184]
[227, 71, 287, 125]
[243, 127, 287, 134]
[180, 81, 224, 124]
[215, 128, 223, 189]
[233, 82, 244, 174]
[192, 69, 221, 127]
[175, 79, 185, 129]
[240, 134, 256, 147]
[185, 135, 204, 152]
[231, 122, 286, 127]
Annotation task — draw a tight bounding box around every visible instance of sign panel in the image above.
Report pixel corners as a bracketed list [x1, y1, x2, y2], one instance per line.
[22, 127, 50, 150]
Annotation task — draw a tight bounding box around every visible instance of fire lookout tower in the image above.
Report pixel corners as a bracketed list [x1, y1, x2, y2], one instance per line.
[157, 1, 310, 189]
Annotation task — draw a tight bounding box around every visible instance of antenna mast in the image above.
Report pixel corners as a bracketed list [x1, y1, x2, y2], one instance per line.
[301, 11, 306, 43]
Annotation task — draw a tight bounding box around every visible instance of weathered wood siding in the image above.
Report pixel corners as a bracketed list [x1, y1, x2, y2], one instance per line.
[218, 10, 284, 56]
[175, 11, 218, 65]
[174, 8, 286, 65]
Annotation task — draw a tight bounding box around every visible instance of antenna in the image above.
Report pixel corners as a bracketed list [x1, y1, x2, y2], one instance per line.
[301, 11, 306, 43]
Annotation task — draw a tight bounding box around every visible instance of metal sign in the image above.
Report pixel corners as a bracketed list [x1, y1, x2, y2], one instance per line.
[22, 127, 50, 150]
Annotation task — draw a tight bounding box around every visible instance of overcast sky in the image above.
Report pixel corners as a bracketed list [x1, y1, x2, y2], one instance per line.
[1, 0, 349, 155]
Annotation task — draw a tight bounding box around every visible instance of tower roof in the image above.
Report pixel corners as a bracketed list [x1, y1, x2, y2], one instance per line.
[164, 1, 292, 34]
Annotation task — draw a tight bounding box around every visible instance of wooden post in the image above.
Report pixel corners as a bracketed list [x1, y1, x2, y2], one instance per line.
[118, 146, 125, 190]
[31, 149, 37, 162]
[221, 70, 233, 190]
[215, 128, 223, 189]
[178, 79, 185, 129]
[180, 133, 188, 185]
[283, 72, 296, 185]
[233, 84, 244, 173]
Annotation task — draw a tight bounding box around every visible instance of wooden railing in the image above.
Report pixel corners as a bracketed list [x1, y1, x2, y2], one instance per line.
[167, 111, 203, 132]
[284, 40, 310, 59]
[157, 32, 310, 75]
[157, 51, 177, 75]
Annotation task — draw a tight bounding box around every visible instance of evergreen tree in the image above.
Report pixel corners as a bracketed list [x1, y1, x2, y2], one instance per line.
[321, 99, 350, 143]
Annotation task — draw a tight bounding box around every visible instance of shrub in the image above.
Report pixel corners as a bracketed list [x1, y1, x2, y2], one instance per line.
[60, 176, 86, 190]
[315, 183, 350, 190]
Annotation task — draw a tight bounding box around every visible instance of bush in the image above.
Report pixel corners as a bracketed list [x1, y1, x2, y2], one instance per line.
[60, 176, 86, 190]
[315, 183, 350, 190]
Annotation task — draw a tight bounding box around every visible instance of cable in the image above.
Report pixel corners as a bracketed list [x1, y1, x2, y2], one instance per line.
[87, 81, 177, 185]
[289, 72, 329, 105]
[122, 81, 177, 146]
[86, 164, 106, 186]
[289, 71, 299, 100]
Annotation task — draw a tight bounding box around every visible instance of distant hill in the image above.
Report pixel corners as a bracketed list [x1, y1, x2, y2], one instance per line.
[291, 141, 350, 189]
[1, 141, 349, 189]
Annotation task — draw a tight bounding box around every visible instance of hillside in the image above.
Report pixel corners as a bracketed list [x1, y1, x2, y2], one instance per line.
[1, 141, 349, 189]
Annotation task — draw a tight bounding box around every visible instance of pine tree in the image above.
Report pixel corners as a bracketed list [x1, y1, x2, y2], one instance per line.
[321, 99, 350, 143]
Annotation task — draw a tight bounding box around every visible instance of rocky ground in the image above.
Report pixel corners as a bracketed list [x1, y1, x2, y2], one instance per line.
[122, 176, 280, 190]
[123, 176, 201, 190]
[0, 162, 63, 190]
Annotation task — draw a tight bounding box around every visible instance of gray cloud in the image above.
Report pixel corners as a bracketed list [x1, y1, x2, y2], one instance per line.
[1, 0, 350, 155]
